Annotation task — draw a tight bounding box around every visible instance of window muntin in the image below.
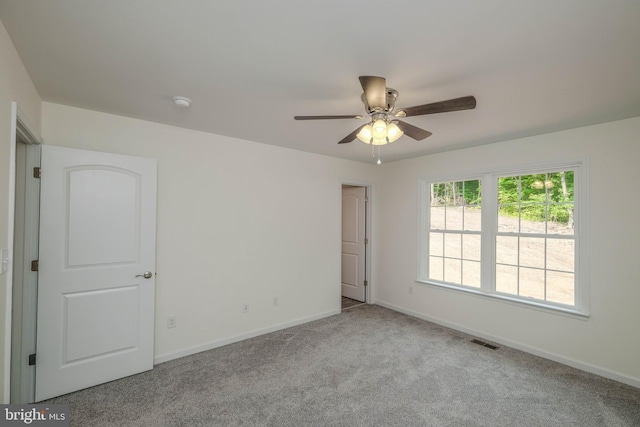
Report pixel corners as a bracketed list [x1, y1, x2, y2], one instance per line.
[420, 165, 584, 315]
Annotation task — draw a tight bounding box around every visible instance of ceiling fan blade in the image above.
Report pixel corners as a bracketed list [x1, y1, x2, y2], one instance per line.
[359, 76, 387, 111]
[294, 115, 363, 120]
[338, 124, 366, 144]
[395, 120, 432, 141]
[395, 96, 476, 117]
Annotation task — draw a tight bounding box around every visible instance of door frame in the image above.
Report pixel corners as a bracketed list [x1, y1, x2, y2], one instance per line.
[340, 181, 373, 305]
[6, 102, 42, 403]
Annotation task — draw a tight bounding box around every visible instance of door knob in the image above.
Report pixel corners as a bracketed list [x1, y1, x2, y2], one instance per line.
[136, 271, 153, 279]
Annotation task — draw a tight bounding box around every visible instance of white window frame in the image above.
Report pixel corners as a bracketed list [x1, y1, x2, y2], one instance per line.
[417, 160, 589, 317]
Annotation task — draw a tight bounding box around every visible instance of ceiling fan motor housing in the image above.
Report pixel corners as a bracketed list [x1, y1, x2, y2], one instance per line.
[361, 88, 398, 115]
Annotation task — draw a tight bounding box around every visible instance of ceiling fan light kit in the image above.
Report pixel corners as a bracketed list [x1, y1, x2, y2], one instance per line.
[294, 76, 476, 163]
[356, 116, 403, 145]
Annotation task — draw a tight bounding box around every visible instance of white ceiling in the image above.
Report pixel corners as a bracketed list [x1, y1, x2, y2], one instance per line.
[1, 0, 640, 164]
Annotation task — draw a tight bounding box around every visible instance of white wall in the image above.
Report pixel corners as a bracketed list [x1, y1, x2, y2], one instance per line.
[41, 102, 378, 362]
[374, 116, 640, 388]
[0, 19, 42, 403]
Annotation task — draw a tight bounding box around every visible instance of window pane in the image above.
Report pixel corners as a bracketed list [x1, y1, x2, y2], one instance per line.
[496, 236, 518, 265]
[429, 256, 444, 281]
[430, 206, 445, 229]
[496, 264, 518, 294]
[548, 203, 574, 235]
[463, 206, 481, 231]
[519, 237, 545, 269]
[462, 234, 481, 261]
[547, 171, 574, 202]
[461, 180, 481, 204]
[519, 267, 545, 299]
[498, 210, 519, 233]
[462, 260, 481, 287]
[429, 232, 444, 256]
[446, 206, 463, 230]
[462, 179, 481, 231]
[547, 239, 574, 272]
[519, 206, 546, 234]
[444, 234, 462, 258]
[431, 183, 448, 206]
[497, 175, 521, 233]
[546, 271, 575, 305]
[498, 176, 519, 205]
[521, 174, 547, 205]
[444, 258, 462, 284]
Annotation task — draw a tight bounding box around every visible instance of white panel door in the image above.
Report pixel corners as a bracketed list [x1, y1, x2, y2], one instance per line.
[35, 146, 157, 401]
[342, 187, 366, 302]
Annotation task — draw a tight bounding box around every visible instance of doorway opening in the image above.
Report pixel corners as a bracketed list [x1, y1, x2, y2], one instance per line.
[8, 105, 42, 404]
[341, 184, 371, 310]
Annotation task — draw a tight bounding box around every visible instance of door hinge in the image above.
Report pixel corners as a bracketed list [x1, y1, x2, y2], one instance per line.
[28, 354, 36, 366]
[364, 280, 368, 287]
[364, 237, 369, 245]
[30, 260, 39, 271]
[33, 167, 41, 179]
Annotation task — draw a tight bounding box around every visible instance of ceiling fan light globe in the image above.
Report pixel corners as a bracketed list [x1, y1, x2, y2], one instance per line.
[387, 122, 403, 142]
[372, 119, 387, 138]
[356, 124, 373, 144]
[372, 137, 387, 146]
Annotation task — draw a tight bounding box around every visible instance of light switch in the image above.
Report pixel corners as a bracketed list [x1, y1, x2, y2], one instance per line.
[1, 248, 9, 274]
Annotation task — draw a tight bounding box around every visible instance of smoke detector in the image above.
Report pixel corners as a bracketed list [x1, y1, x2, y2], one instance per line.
[173, 96, 191, 108]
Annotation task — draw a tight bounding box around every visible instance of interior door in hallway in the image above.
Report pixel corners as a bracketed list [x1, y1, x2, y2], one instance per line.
[342, 186, 366, 302]
[35, 145, 157, 401]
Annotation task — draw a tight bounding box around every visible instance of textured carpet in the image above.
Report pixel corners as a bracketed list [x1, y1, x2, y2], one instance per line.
[46, 305, 640, 426]
[341, 296, 365, 310]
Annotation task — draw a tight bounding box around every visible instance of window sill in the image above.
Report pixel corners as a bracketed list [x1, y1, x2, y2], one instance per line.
[415, 279, 589, 320]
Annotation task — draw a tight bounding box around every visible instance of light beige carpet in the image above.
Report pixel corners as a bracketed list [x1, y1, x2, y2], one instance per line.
[46, 305, 640, 426]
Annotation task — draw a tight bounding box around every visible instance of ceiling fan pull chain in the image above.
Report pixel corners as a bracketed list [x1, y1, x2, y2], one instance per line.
[377, 145, 382, 165]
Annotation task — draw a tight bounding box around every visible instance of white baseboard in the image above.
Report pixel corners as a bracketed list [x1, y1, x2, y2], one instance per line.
[153, 308, 341, 365]
[374, 299, 640, 390]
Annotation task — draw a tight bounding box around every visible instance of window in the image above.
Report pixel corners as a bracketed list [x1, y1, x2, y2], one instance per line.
[419, 163, 586, 315]
[496, 172, 575, 305]
[428, 180, 482, 288]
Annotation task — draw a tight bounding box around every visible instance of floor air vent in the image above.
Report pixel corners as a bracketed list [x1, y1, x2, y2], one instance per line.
[471, 339, 499, 350]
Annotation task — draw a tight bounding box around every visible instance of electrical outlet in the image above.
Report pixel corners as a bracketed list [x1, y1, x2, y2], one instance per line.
[408, 286, 414, 295]
[272, 296, 279, 306]
[242, 303, 249, 313]
[167, 315, 177, 329]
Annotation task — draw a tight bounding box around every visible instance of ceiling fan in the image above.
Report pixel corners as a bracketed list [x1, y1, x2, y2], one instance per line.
[294, 76, 476, 147]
